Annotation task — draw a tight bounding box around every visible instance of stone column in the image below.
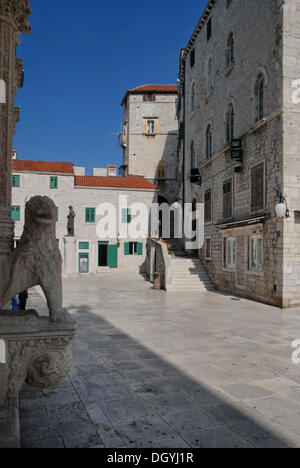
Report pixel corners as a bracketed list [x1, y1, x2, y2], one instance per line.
[64, 236, 78, 276]
[0, 0, 31, 255]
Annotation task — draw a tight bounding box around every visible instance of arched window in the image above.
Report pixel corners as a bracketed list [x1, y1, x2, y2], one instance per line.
[227, 33, 234, 66]
[191, 141, 196, 169]
[207, 59, 213, 93]
[206, 125, 212, 160]
[255, 74, 265, 122]
[157, 162, 166, 179]
[191, 83, 196, 112]
[226, 104, 235, 143]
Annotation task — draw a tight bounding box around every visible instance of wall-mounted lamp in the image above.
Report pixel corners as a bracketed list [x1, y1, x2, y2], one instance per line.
[274, 188, 290, 218]
[117, 232, 121, 247]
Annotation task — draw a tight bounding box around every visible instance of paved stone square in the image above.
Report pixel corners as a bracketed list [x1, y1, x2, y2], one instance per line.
[20, 273, 300, 448]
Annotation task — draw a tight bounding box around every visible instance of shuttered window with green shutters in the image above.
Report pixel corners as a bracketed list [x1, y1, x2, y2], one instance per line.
[12, 205, 21, 221]
[56, 207, 59, 222]
[223, 180, 232, 219]
[12, 175, 20, 187]
[122, 208, 132, 224]
[85, 208, 95, 223]
[50, 176, 58, 189]
[251, 163, 264, 213]
[124, 242, 143, 256]
[79, 242, 89, 250]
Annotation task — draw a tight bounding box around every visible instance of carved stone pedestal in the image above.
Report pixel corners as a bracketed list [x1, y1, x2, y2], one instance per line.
[63, 235, 77, 277]
[0, 310, 76, 448]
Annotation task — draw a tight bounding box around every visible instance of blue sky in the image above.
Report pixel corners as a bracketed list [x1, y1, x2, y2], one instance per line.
[14, 0, 207, 175]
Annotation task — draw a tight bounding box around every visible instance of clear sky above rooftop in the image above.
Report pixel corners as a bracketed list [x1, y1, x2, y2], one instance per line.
[14, 0, 208, 176]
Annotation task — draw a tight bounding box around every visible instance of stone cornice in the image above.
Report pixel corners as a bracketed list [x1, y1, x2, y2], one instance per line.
[0, 0, 31, 33]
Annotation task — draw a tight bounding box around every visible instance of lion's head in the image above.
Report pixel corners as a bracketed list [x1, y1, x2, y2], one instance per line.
[22, 196, 57, 238]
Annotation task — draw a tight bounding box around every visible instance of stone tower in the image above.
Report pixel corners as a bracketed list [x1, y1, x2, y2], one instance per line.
[0, 0, 31, 256]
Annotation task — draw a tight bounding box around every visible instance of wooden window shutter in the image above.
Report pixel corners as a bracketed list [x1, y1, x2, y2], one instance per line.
[124, 242, 130, 255]
[251, 164, 264, 212]
[154, 120, 159, 134]
[108, 245, 118, 268]
[143, 119, 147, 134]
[137, 243, 143, 256]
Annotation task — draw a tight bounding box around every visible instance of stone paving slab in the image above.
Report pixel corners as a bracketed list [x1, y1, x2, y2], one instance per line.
[18, 273, 300, 448]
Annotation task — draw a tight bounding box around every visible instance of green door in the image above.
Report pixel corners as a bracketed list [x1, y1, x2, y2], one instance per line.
[108, 244, 118, 268]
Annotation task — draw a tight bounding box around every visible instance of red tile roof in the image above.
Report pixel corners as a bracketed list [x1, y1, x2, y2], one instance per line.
[121, 84, 177, 105]
[12, 160, 74, 174]
[75, 176, 157, 190]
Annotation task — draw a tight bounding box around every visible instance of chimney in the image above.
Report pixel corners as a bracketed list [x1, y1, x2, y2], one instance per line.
[12, 150, 17, 160]
[107, 165, 117, 177]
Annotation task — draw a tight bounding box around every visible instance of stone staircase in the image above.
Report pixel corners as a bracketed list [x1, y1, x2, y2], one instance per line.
[168, 256, 214, 291]
[164, 239, 214, 292]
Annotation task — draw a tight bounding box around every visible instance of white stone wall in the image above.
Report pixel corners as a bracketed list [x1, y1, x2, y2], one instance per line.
[122, 93, 179, 202]
[12, 171, 157, 275]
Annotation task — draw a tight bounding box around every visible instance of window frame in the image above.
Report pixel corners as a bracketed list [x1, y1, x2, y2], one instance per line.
[204, 188, 212, 224]
[223, 237, 236, 270]
[12, 205, 21, 222]
[250, 162, 265, 214]
[50, 176, 58, 190]
[207, 18, 212, 42]
[227, 33, 234, 67]
[190, 49, 195, 68]
[85, 207, 96, 224]
[207, 59, 213, 93]
[223, 178, 233, 220]
[12, 174, 20, 188]
[255, 74, 265, 123]
[205, 237, 212, 260]
[249, 235, 263, 272]
[206, 125, 213, 160]
[226, 104, 235, 143]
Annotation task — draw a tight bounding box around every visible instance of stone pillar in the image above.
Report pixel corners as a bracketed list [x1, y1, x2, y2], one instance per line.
[0, 0, 31, 256]
[64, 236, 77, 276]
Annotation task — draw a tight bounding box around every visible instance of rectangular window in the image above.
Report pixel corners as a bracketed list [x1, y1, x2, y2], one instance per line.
[249, 236, 263, 271]
[204, 189, 212, 223]
[205, 238, 212, 260]
[12, 205, 20, 222]
[85, 208, 95, 223]
[50, 176, 58, 189]
[122, 208, 132, 224]
[56, 207, 59, 222]
[190, 49, 195, 68]
[12, 175, 20, 187]
[224, 237, 236, 269]
[251, 163, 264, 213]
[79, 242, 89, 250]
[223, 179, 233, 219]
[144, 118, 158, 135]
[124, 242, 143, 256]
[207, 18, 212, 41]
[144, 93, 155, 102]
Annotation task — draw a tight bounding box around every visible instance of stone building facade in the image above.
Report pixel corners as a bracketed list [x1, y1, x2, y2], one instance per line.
[178, 0, 300, 307]
[119, 84, 179, 204]
[12, 159, 157, 275]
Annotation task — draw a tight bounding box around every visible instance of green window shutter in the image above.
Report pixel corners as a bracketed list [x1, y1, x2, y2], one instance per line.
[108, 244, 118, 268]
[12, 175, 20, 187]
[122, 208, 131, 223]
[79, 242, 89, 250]
[205, 189, 212, 222]
[12, 205, 20, 221]
[85, 208, 95, 223]
[50, 176, 58, 189]
[56, 207, 59, 222]
[124, 242, 130, 255]
[137, 243, 143, 256]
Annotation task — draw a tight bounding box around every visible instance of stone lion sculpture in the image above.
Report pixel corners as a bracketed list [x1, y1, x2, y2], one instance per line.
[0, 196, 66, 322]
